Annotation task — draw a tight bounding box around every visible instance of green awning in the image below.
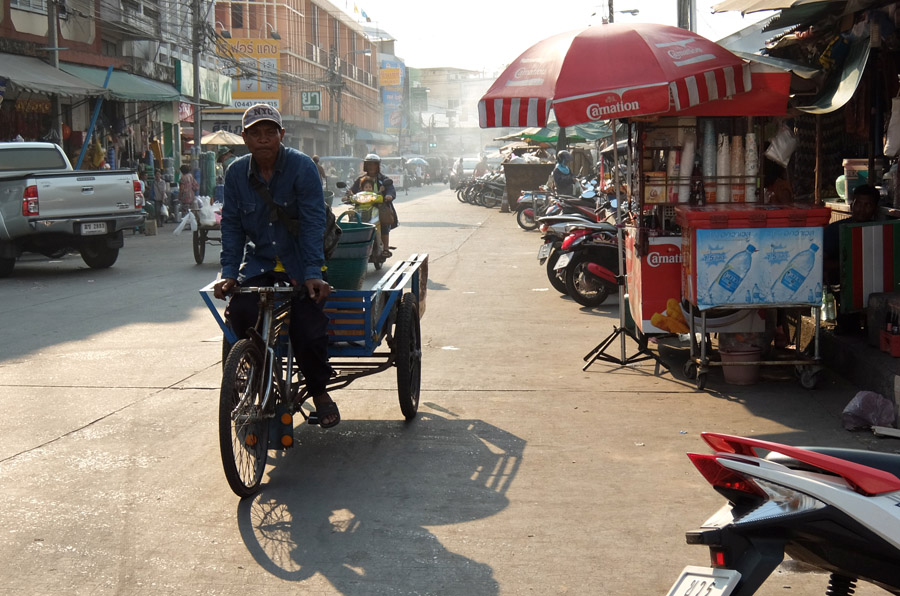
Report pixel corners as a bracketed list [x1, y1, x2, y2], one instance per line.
[0, 53, 106, 98]
[795, 35, 869, 114]
[59, 63, 179, 102]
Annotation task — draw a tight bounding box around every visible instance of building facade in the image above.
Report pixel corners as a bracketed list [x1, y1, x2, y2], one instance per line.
[207, 0, 385, 157]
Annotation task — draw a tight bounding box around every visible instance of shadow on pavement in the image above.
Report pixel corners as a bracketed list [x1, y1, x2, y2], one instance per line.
[236, 413, 525, 595]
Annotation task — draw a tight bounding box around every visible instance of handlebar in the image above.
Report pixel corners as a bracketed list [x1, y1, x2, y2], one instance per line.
[199, 280, 325, 296]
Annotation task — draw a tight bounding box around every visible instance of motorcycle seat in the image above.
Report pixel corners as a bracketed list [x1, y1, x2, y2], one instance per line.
[566, 221, 616, 232]
[559, 195, 596, 209]
[766, 447, 900, 480]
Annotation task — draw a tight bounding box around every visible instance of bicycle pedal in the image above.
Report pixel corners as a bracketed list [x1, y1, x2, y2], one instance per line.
[307, 412, 319, 425]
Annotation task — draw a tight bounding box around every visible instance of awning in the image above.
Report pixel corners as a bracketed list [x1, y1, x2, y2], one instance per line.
[59, 63, 179, 102]
[795, 35, 869, 114]
[733, 51, 821, 79]
[0, 53, 106, 98]
[356, 129, 396, 143]
[712, 0, 843, 15]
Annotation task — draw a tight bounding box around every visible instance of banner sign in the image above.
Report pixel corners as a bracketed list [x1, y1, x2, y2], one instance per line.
[216, 38, 282, 111]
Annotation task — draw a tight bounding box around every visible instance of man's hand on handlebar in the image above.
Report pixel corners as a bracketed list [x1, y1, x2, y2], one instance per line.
[213, 277, 237, 300]
[297, 278, 331, 304]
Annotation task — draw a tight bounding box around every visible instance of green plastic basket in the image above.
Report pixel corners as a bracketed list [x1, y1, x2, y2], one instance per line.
[336, 216, 376, 245]
[326, 240, 373, 289]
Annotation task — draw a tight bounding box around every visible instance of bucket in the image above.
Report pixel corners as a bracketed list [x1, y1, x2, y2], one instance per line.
[719, 348, 761, 385]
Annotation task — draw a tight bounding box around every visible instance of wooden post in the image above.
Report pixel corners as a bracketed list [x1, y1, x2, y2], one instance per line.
[814, 115, 823, 205]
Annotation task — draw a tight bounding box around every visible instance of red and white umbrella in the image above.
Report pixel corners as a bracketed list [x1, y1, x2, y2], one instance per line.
[478, 23, 752, 129]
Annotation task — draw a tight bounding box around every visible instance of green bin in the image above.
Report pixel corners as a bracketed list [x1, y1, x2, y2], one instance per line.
[326, 213, 376, 289]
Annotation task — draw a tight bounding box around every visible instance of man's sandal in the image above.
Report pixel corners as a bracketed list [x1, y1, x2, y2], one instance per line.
[315, 400, 341, 429]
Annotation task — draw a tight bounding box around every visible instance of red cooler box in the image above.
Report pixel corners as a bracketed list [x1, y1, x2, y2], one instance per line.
[676, 204, 831, 310]
[625, 230, 687, 334]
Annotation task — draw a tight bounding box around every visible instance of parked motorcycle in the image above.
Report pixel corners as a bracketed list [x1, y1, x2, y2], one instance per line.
[554, 222, 618, 307]
[668, 432, 900, 596]
[337, 182, 388, 270]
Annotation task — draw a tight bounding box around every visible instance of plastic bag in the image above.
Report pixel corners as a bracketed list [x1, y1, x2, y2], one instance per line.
[198, 203, 216, 227]
[159, 203, 169, 219]
[764, 123, 797, 168]
[173, 211, 196, 236]
[884, 97, 900, 157]
[841, 391, 897, 431]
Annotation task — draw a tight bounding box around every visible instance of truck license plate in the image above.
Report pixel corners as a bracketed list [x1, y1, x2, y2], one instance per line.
[537, 243, 552, 260]
[666, 566, 740, 596]
[81, 222, 107, 235]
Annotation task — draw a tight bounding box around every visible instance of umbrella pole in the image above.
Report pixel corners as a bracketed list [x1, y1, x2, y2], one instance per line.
[583, 119, 669, 373]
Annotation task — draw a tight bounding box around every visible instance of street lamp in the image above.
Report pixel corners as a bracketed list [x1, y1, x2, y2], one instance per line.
[263, 23, 281, 40]
[215, 21, 231, 38]
[333, 48, 372, 155]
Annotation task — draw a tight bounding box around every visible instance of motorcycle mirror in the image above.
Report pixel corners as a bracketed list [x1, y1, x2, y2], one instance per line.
[336, 181, 347, 189]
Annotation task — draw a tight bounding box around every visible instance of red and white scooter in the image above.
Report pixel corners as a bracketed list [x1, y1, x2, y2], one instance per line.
[668, 433, 900, 596]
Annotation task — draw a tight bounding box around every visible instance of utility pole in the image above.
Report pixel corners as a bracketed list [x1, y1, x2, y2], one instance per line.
[328, 47, 339, 154]
[192, 0, 203, 166]
[677, 0, 697, 31]
[608, 0, 614, 23]
[47, 0, 62, 144]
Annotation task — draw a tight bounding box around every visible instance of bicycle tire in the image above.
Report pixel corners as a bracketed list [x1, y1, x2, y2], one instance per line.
[395, 294, 421, 420]
[219, 339, 269, 497]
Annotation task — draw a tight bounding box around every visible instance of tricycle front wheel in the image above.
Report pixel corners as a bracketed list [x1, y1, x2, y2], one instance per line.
[219, 339, 269, 497]
[395, 293, 421, 420]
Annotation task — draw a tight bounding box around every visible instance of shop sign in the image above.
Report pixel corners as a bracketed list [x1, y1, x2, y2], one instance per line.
[216, 38, 282, 112]
[15, 98, 51, 114]
[379, 67, 402, 87]
[179, 102, 194, 122]
[301, 91, 321, 111]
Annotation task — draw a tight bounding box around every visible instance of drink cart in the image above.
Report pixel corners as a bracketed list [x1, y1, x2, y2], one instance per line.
[627, 115, 830, 390]
[677, 204, 831, 389]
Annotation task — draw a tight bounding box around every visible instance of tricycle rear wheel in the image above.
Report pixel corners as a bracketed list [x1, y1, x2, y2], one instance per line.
[193, 230, 207, 264]
[395, 293, 421, 420]
[219, 339, 269, 497]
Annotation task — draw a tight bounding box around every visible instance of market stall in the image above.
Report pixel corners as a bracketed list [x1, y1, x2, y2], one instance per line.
[625, 99, 836, 388]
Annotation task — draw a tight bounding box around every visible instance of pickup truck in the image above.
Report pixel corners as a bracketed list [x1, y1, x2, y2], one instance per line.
[0, 142, 145, 277]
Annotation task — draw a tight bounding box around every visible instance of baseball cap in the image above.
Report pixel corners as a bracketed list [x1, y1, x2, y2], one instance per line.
[241, 103, 283, 131]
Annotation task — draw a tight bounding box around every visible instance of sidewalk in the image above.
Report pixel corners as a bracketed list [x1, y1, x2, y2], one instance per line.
[821, 325, 900, 404]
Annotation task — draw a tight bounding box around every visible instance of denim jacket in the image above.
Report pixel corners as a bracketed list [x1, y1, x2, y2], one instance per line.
[220, 146, 325, 283]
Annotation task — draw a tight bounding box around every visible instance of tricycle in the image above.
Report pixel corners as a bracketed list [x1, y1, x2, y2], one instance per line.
[199, 253, 428, 497]
[190, 208, 221, 264]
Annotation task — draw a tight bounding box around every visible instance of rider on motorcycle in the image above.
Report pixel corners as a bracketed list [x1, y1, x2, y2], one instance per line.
[552, 150, 576, 197]
[350, 154, 397, 259]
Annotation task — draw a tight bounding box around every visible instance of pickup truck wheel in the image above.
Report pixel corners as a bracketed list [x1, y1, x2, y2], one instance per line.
[0, 257, 15, 278]
[81, 240, 119, 269]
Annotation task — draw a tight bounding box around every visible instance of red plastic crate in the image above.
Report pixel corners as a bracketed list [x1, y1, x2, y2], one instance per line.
[880, 330, 900, 357]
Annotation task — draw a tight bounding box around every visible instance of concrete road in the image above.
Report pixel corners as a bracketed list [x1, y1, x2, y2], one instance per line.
[0, 184, 889, 595]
